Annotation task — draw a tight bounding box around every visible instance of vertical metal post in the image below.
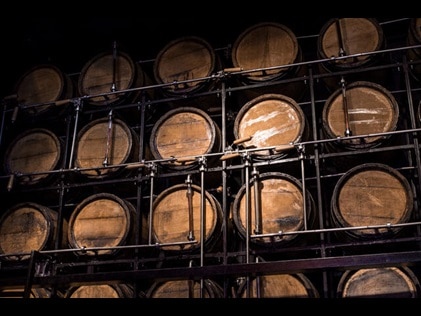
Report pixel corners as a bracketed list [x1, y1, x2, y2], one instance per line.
[255, 256, 261, 298]
[220, 79, 230, 299]
[244, 152, 251, 298]
[135, 99, 146, 250]
[298, 144, 308, 230]
[102, 109, 114, 167]
[68, 99, 82, 169]
[23, 250, 38, 299]
[199, 156, 207, 298]
[186, 174, 195, 243]
[252, 166, 262, 235]
[111, 40, 117, 93]
[335, 18, 347, 57]
[148, 163, 156, 245]
[340, 78, 352, 137]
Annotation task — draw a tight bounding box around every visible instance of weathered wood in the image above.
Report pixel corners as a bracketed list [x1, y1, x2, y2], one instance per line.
[4, 128, 62, 186]
[65, 284, 134, 298]
[232, 172, 315, 246]
[231, 22, 306, 101]
[68, 193, 136, 256]
[338, 267, 419, 298]
[152, 183, 222, 252]
[233, 93, 306, 158]
[78, 50, 147, 106]
[147, 279, 223, 298]
[15, 64, 74, 116]
[75, 117, 138, 178]
[237, 273, 319, 298]
[153, 36, 217, 95]
[149, 107, 221, 169]
[0, 202, 65, 260]
[322, 81, 399, 149]
[331, 163, 413, 239]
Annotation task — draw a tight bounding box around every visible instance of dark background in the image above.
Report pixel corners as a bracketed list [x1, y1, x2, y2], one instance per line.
[0, 14, 411, 99]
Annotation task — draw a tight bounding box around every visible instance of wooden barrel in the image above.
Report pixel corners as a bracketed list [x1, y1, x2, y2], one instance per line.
[317, 18, 388, 91]
[67, 193, 137, 257]
[78, 50, 149, 107]
[151, 183, 223, 253]
[146, 279, 223, 298]
[231, 172, 315, 247]
[407, 18, 421, 82]
[3, 128, 63, 187]
[153, 36, 219, 97]
[0, 202, 66, 261]
[331, 163, 413, 240]
[65, 283, 135, 298]
[233, 93, 308, 160]
[236, 273, 319, 298]
[149, 107, 221, 170]
[231, 22, 307, 103]
[0, 287, 61, 298]
[322, 81, 399, 151]
[337, 267, 420, 298]
[74, 117, 139, 179]
[14, 64, 74, 117]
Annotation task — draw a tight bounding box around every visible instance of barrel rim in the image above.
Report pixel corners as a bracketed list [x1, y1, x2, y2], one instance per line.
[331, 162, 414, 239]
[233, 93, 307, 159]
[74, 116, 138, 179]
[231, 171, 315, 246]
[65, 283, 135, 298]
[237, 272, 320, 298]
[317, 17, 385, 70]
[0, 201, 57, 260]
[337, 266, 420, 298]
[151, 183, 223, 252]
[149, 106, 220, 169]
[77, 50, 140, 106]
[146, 278, 223, 298]
[231, 21, 300, 82]
[3, 127, 63, 186]
[321, 80, 399, 150]
[153, 35, 217, 95]
[67, 192, 136, 256]
[409, 18, 421, 48]
[15, 63, 71, 103]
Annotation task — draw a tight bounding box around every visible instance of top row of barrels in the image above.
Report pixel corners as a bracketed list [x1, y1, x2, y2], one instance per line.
[5, 17, 421, 119]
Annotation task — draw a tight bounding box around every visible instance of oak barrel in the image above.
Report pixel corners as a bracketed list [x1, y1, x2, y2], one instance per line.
[317, 18, 388, 91]
[78, 50, 149, 106]
[322, 81, 399, 151]
[331, 163, 413, 240]
[153, 36, 219, 97]
[14, 64, 74, 117]
[0, 287, 61, 298]
[149, 106, 221, 170]
[337, 267, 420, 298]
[0, 202, 66, 261]
[233, 93, 308, 160]
[67, 193, 137, 257]
[65, 284, 135, 298]
[74, 117, 139, 179]
[231, 22, 307, 102]
[146, 279, 223, 298]
[236, 273, 319, 298]
[232, 172, 315, 247]
[4, 128, 63, 187]
[151, 183, 223, 252]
